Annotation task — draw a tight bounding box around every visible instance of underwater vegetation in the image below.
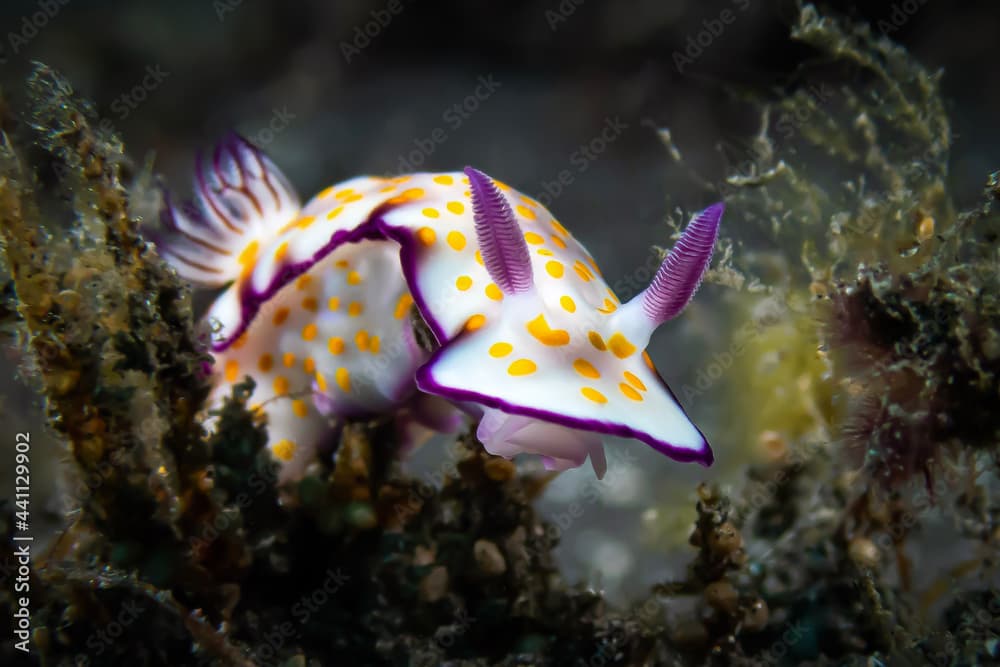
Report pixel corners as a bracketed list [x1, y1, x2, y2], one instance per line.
[0, 3, 998, 666]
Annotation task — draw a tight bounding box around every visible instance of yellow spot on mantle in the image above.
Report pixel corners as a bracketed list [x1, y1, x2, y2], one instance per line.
[508, 359, 537, 376]
[433, 174, 454, 185]
[395, 293, 413, 319]
[302, 323, 318, 341]
[581, 387, 607, 404]
[447, 230, 467, 251]
[273, 376, 290, 395]
[348, 302, 364, 317]
[643, 351, 655, 370]
[258, 354, 273, 372]
[526, 314, 570, 346]
[422, 207, 440, 219]
[588, 331, 606, 351]
[545, 261, 564, 278]
[489, 342, 513, 358]
[283, 352, 296, 368]
[607, 333, 636, 359]
[302, 297, 318, 312]
[464, 314, 486, 331]
[416, 227, 436, 246]
[224, 360, 240, 383]
[485, 283, 503, 301]
[619, 383, 643, 401]
[336, 367, 351, 392]
[560, 295, 576, 313]
[273, 307, 290, 326]
[456, 275, 473, 291]
[347, 270, 362, 285]
[447, 201, 464, 215]
[238, 240, 259, 267]
[524, 231, 544, 245]
[516, 205, 537, 221]
[328, 296, 341, 311]
[328, 337, 344, 355]
[573, 358, 600, 379]
[273, 439, 296, 462]
[355, 329, 371, 352]
[623, 371, 647, 392]
[292, 399, 309, 417]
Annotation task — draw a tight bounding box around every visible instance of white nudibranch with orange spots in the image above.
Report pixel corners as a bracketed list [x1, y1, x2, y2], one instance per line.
[156, 134, 723, 481]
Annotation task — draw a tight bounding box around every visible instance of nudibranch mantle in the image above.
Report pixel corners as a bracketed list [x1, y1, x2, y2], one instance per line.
[157, 134, 723, 480]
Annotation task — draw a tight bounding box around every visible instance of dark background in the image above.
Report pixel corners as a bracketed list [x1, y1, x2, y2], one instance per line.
[1, 0, 997, 599]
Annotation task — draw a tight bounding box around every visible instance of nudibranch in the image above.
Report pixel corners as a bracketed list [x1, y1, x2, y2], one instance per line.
[157, 134, 723, 481]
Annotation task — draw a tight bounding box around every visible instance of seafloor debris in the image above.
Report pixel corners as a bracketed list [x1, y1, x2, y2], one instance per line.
[1, 3, 999, 665]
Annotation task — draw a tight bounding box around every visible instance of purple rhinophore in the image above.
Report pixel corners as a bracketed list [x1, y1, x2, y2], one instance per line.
[464, 166, 533, 295]
[641, 202, 723, 325]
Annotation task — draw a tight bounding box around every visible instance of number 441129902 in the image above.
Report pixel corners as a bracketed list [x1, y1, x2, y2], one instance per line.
[14, 432, 30, 523]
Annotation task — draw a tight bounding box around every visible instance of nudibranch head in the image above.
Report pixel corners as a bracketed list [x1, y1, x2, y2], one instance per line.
[415, 167, 723, 476]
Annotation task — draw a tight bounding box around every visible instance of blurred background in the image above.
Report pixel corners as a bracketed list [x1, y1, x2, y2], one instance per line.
[1, 0, 997, 602]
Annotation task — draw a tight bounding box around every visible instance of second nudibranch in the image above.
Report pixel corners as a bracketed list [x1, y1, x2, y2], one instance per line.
[157, 134, 723, 481]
